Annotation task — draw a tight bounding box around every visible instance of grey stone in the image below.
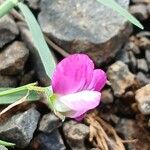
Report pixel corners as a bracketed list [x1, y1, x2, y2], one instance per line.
[147, 4, 150, 15]
[128, 51, 137, 72]
[136, 72, 150, 86]
[0, 15, 19, 48]
[131, 0, 150, 3]
[39, 113, 62, 133]
[130, 4, 148, 20]
[138, 37, 150, 50]
[116, 48, 129, 64]
[0, 75, 17, 87]
[101, 89, 114, 104]
[109, 114, 120, 124]
[123, 90, 135, 100]
[63, 120, 89, 150]
[135, 84, 150, 115]
[101, 113, 120, 125]
[0, 41, 29, 75]
[116, 119, 150, 150]
[107, 61, 135, 96]
[148, 119, 150, 128]
[145, 49, 150, 67]
[125, 42, 140, 55]
[137, 59, 149, 73]
[0, 145, 8, 150]
[31, 130, 66, 150]
[38, 0, 132, 66]
[18, 22, 52, 86]
[19, 70, 35, 86]
[25, 0, 40, 9]
[0, 108, 40, 148]
[136, 31, 150, 38]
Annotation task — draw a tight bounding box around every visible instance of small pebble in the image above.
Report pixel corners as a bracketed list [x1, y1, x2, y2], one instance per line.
[130, 4, 148, 20]
[0, 41, 29, 75]
[135, 84, 150, 115]
[128, 51, 137, 73]
[145, 49, 150, 67]
[126, 42, 140, 55]
[137, 59, 149, 73]
[107, 61, 135, 97]
[0, 15, 19, 48]
[101, 89, 114, 104]
[136, 72, 150, 86]
[31, 130, 66, 150]
[39, 113, 62, 133]
[63, 120, 89, 150]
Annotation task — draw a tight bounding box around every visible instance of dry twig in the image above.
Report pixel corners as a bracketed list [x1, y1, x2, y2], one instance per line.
[0, 93, 28, 116]
[85, 112, 126, 150]
[45, 35, 69, 57]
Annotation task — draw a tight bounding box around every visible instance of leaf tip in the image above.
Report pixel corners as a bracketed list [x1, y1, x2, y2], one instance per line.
[135, 20, 144, 30]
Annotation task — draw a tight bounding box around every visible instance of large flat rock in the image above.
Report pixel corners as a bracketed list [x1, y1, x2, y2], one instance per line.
[38, 0, 132, 65]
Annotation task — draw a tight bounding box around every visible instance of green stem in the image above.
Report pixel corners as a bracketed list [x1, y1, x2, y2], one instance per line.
[0, 140, 15, 147]
[0, 82, 49, 97]
[0, 83, 36, 96]
[0, 0, 22, 18]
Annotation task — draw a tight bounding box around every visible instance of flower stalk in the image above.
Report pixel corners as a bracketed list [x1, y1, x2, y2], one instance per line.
[0, 83, 45, 96]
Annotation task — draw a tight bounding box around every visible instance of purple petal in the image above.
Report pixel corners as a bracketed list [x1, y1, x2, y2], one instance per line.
[87, 69, 107, 91]
[57, 90, 101, 118]
[74, 114, 86, 122]
[52, 54, 94, 95]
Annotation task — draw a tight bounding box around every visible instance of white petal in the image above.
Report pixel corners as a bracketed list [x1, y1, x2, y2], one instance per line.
[53, 90, 101, 118]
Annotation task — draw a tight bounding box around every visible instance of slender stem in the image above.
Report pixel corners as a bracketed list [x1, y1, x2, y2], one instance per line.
[28, 85, 46, 92]
[0, 140, 15, 147]
[0, 83, 36, 96]
[0, 82, 50, 97]
[0, 0, 22, 18]
[45, 35, 69, 57]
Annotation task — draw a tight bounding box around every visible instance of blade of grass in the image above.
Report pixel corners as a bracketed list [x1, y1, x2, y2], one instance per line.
[18, 2, 56, 79]
[0, 140, 15, 147]
[0, 89, 39, 104]
[0, 83, 40, 104]
[97, 0, 144, 29]
[0, 83, 36, 96]
[0, 0, 22, 18]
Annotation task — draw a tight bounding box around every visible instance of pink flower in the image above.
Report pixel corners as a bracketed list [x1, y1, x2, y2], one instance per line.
[51, 54, 106, 120]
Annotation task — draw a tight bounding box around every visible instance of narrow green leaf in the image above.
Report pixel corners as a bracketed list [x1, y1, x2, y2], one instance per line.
[0, 140, 15, 147]
[18, 3, 56, 79]
[97, 0, 144, 29]
[0, 83, 36, 96]
[0, 88, 39, 104]
[0, 0, 22, 18]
